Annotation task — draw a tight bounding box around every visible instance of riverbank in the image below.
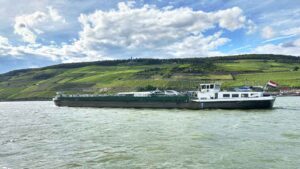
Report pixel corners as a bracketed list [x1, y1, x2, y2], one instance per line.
[1, 55, 300, 101]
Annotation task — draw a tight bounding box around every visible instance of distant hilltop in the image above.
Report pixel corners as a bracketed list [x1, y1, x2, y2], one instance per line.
[0, 54, 300, 101]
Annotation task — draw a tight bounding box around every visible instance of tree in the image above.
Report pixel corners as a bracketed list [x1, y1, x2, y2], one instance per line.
[137, 85, 157, 91]
[293, 66, 299, 71]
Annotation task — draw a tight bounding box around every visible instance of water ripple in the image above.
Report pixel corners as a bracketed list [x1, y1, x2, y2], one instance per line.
[0, 97, 300, 169]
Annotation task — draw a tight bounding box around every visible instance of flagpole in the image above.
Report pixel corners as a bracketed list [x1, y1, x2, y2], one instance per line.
[263, 80, 269, 91]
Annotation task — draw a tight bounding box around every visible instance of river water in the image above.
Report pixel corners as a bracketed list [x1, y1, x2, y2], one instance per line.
[0, 97, 299, 169]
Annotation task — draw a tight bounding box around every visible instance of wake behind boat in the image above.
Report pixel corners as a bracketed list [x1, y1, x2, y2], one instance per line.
[53, 83, 276, 109]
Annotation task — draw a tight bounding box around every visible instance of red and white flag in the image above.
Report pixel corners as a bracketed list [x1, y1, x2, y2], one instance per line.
[267, 80, 278, 87]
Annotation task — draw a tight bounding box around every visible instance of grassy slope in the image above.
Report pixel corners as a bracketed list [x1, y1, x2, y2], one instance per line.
[0, 55, 300, 100]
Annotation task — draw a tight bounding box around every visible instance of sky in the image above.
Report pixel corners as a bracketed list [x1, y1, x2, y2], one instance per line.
[0, 0, 300, 73]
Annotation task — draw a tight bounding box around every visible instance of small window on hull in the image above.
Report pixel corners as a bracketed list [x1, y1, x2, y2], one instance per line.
[232, 94, 239, 98]
[223, 94, 230, 98]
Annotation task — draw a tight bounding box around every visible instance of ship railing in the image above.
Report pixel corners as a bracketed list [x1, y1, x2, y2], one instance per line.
[59, 94, 113, 98]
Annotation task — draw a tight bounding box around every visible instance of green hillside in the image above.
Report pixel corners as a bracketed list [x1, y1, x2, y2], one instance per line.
[0, 54, 300, 101]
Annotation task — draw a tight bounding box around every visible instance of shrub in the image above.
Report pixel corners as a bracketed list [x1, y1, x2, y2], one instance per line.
[137, 85, 157, 91]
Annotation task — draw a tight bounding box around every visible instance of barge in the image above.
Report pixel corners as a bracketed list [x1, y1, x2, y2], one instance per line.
[53, 83, 276, 109]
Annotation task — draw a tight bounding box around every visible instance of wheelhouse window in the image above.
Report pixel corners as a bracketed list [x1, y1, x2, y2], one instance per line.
[232, 94, 239, 98]
[210, 84, 214, 89]
[241, 93, 249, 98]
[223, 94, 230, 98]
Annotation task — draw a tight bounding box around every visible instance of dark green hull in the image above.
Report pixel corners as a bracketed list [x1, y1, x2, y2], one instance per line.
[54, 95, 275, 109]
[55, 95, 190, 102]
[54, 100, 201, 109]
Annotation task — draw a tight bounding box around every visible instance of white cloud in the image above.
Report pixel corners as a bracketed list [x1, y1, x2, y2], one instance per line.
[259, 26, 300, 44]
[63, 3, 252, 61]
[0, 35, 9, 46]
[0, 35, 61, 60]
[0, 34, 106, 62]
[214, 7, 247, 31]
[48, 6, 65, 22]
[261, 26, 275, 39]
[14, 6, 66, 43]
[254, 38, 300, 56]
[246, 20, 257, 34]
[281, 27, 300, 36]
[165, 31, 229, 57]
[0, 35, 22, 56]
[2, 2, 252, 63]
[0, 35, 9, 56]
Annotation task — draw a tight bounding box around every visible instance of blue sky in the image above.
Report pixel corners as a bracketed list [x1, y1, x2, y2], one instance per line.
[0, 0, 300, 73]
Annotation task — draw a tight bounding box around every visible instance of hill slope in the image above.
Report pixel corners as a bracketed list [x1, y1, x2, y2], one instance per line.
[0, 54, 300, 101]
